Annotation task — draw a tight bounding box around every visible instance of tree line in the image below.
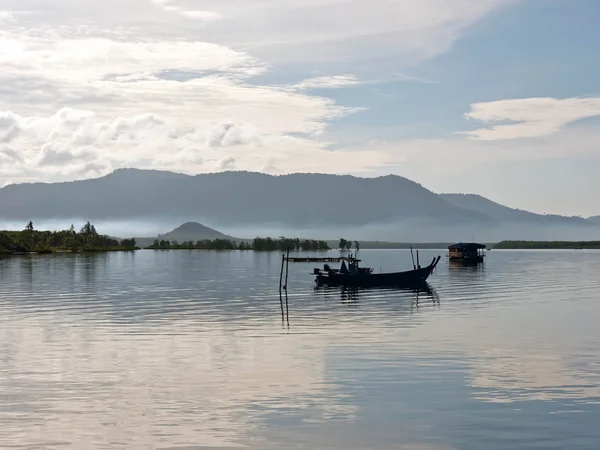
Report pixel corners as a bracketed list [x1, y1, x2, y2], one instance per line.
[494, 240, 600, 249]
[147, 238, 241, 250]
[338, 238, 359, 251]
[146, 237, 332, 251]
[252, 237, 330, 251]
[0, 221, 138, 254]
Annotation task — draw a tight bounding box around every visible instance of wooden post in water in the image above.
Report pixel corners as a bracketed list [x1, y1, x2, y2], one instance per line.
[285, 288, 289, 326]
[416, 250, 420, 269]
[279, 253, 285, 291]
[284, 247, 290, 290]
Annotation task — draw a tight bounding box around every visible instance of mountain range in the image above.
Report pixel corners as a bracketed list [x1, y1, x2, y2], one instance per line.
[0, 169, 598, 242]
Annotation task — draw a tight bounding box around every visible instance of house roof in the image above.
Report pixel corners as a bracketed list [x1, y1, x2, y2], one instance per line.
[448, 242, 487, 250]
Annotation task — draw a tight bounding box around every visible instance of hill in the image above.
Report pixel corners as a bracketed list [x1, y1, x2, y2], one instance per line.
[587, 216, 600, 225]
[440, 194, 589, 226]
[158, 222, 239, 242]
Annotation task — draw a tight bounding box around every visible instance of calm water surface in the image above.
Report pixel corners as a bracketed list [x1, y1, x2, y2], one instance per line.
[1, 249, 599, 449]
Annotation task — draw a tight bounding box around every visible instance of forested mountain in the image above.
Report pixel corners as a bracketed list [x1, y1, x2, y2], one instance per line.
[0, 169, 598, 241]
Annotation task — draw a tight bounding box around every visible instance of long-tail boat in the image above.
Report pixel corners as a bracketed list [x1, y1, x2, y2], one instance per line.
[312, 254, 441, 288]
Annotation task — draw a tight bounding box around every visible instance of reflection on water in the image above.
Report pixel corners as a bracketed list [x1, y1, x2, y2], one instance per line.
[1, 250, 600, 449]
[314, 283, 440, 309]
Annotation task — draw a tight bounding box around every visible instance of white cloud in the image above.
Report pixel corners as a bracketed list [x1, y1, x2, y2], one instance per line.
[360, 128, 600, 175]
[149, 0, 225, 22]
[295, 75, 362, 90]
[0, 0, 518, 183]
[0, 147, 24, 170]
[0, 0, 515, 66]
[462, 97, 600, 140]
[0, 108, 391, 180]
[37, 142, 97, 166]
[0, 111, 20, 142]
[219, 156, 236, 170]
[150, 0, 514, 65]
[207, 122, 255, 148]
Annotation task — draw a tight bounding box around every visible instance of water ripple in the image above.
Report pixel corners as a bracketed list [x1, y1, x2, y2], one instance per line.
[0, 250, 600, 449]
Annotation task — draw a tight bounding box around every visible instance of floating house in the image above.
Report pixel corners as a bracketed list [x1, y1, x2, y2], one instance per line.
[448, 243, 486, 263]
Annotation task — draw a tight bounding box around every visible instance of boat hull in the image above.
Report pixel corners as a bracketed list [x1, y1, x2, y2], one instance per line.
[316, 265, 434, 288]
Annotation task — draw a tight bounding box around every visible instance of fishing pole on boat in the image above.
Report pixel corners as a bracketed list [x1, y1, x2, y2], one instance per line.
[410, 247, 416, 270]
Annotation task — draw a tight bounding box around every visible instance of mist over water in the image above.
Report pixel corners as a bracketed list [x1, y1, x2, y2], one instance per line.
[3, 217, 598, 243]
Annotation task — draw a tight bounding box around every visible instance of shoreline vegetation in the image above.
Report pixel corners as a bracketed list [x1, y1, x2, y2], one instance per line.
[0, 221, 138, 255]
[3, 222, 600, 255]
[146, 237, 335, 251]
[493, 241, 600, 249]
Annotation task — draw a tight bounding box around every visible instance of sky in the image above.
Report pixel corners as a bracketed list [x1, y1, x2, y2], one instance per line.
[0, 0, 599, 216]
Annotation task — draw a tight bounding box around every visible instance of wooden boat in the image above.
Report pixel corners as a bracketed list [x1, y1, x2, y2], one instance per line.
[312, 254, 441, 288]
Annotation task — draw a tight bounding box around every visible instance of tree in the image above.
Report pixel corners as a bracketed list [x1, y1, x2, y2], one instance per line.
[80, 221, 98, 244]
[24, 221, 35, 248]
[339, 238, 352, 251]
[121, 238, 136, 248]
[354, 240, 360, 252]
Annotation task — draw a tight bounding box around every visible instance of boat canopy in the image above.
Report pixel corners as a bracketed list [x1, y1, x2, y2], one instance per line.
[448, 243, 486, 250]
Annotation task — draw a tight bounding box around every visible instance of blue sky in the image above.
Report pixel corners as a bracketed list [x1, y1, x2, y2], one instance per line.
[0, 0, 599, 215]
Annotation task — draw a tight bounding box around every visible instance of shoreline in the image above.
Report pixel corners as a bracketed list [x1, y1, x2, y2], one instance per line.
[1, 247, 139, 256]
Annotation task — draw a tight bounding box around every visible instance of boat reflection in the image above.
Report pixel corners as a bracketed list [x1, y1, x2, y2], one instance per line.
[449, 259, 486, 270]
[315, 282, 440, 307]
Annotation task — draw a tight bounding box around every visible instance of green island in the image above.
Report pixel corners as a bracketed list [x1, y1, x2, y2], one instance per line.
[0, 221, 138, 255]
[494, 240, 600, 249]
[146, 236, 333, 251]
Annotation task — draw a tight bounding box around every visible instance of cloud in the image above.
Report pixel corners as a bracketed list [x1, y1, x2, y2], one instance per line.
[219, 156, 236, 170]
[462, 97, 600, 140]
[360, 128, 600, 174]
[0, 111, 20, 142]
[154, 0, 514, 66]
[0, 147, 23, 163]
[149, 0, 225, 22]
[37, 142, 97, 167]
[0, 108, 391, 180]
[0, 0, 514, 67]
[0, 0, 519, 183]
[207, 122, 256, 148]
[295, 75, 362, 90]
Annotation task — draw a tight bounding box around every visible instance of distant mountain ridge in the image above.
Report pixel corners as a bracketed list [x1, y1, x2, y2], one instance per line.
[0, 168, 488, 225]
[440, 194, 590, 226]
[588, 216, 600, 225]
[0, 169, 598, 241]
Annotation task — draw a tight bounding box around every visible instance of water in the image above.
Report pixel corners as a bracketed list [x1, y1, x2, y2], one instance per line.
[1, 249, 599, 449]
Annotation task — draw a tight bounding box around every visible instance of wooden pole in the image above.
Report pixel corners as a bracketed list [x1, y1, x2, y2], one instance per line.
[279, 253, 285, 291]
[285, 289, 289, 326]
[279, 290, 285, 322]
[410, 247, 416, 270]
[416, 250, 420, 269]
[284, 247, 290, 290]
